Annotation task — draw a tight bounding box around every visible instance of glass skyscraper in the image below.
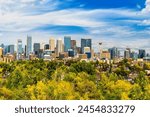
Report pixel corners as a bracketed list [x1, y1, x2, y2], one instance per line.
[64, 36, 71, 52]
[34, 43, 40, 56]
[108, 47, 120, 59]
[8, 45, 15, 54]
[81, 38, 92, 54]
[17, 39, 22, 60]
[139, 49, 146, 58]
[26, 36, 32, 57]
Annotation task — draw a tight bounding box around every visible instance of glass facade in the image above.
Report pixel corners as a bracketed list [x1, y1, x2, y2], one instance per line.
[81, 38, 92, 54]
[64, 36, 71, 52]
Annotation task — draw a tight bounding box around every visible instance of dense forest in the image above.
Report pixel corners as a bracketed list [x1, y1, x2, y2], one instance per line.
[0, 59, 150, 100]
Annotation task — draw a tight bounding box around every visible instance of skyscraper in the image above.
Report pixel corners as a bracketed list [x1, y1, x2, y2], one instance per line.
[109, 47, 119, 59]
[26, 36, 32, 57]
[34, 43, 40, 57]
[139, 49, 146, 58]
[8, 45, 15, 54]
[124, 50, 130, 59]
[17, 39, 22, 60]
[44, 44, 49, 50]
[81, 38, 92, 54]
[49, 38, 55, 51]
[71, 40, 76, 49]
[56, 39, 63, 56]
[0, 47, 3, 58]
[64, 36, 71, 52]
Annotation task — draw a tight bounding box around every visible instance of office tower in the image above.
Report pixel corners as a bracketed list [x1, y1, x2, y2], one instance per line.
[71, 40, 76, 49]
[44, 44, 49, 50]
[124, 50, 130, 59]
[68, 49, 75, 57]
[26, 36, 32, 57]
[34, 43, 40, 56]
[126, 48, 131, 57]
[49, 38, 55, 51]
[64, 36, 71, 52]
[0, 47, 3, 58]
[139, 49, 146, 58]
[17, 39, 22, 60]
[131, 51, 138, 59]
[71, 40, 77, 56]
[56, 39, 63, 56]
[8, 45, 15, 54]
[81, 38, 92, 54]
[4, 45, 8, 55]
[108, 47, 119, 59]
[83, 47, 91, 59]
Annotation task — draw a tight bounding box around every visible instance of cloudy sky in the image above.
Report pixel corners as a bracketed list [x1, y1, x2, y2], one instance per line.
[0, 0, 150, 52]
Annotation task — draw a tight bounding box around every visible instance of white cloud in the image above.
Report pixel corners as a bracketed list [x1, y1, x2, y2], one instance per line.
[142, 0, 150, 13]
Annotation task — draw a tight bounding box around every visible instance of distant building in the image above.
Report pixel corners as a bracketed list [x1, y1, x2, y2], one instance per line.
[34, 43, 40, 57]
[26, 36, 32, 57]
[0, 47, 3, 58]
[49, 38, 55, 51]
[83, 47, 91, 59]
[109, 47, 119, 59]
[17, 39, 22, 60]
[139, 49, 146, 58]
[131, 51, 138, 59]
[8, 45, 15, 54]
[71, 40, 77, 56]
[56, 39, 63, 56]
[4, 45, 8, 55]
[71, 40, 76, 49]
[81, 38, 92, 54]
[126, 48, 131, 58]
[101, 51, 111, 60]
[124, 50, 130, 59]
[64, 36, 71, 52]
[0, 44, 4, 48]
[44, 44, 49, 50]
[68, 49, 75, 57]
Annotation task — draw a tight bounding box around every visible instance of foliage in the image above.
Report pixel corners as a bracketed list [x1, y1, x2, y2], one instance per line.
[0, 59, 149, 100]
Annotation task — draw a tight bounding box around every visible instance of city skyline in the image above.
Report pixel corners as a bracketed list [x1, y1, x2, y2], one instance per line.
[0, 0, 150, 51]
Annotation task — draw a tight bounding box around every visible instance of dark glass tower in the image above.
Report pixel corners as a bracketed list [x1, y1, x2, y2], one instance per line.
[81, 38, 92, 54]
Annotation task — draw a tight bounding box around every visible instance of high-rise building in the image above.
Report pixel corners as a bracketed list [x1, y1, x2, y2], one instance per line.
[126, 48, 131, 57]
[131, 51, 138, 59]
[139, 49, 146, 58]
[34, 43, 40, 57]
[17, 39, 22, 60]
[81, 38, 92, 54]
[0, 47, 3, 58]
[124, 50, 130, 59]
[49, 38, 55, 51]
[71, 40, 76, 49]
[64, 36, 71, 52]
[56, 39, 63, 56]
[8, 45, 15, 54]
[44, 44, 49, 50]
[109, 47, 119, 59]
[4, 45, 8, 55]
[26, 36, 32, 57]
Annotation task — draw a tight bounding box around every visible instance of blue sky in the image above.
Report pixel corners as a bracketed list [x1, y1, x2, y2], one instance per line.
[0, 0, 150, 52]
